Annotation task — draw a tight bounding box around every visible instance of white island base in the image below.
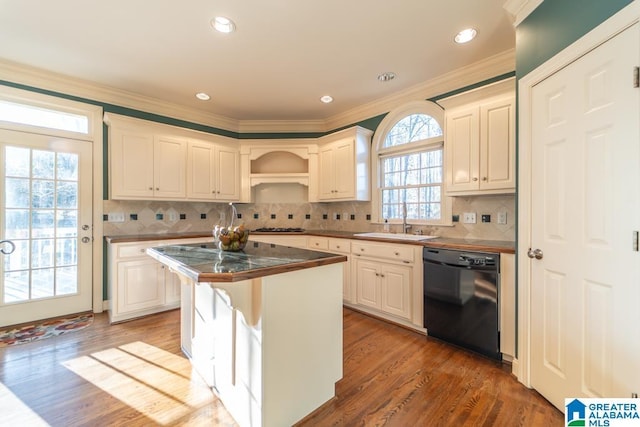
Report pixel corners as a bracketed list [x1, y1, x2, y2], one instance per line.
[177, 263, 343, 427]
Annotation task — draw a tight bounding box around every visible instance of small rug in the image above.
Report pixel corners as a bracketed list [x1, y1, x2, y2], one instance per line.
[0, 312, 93, 348]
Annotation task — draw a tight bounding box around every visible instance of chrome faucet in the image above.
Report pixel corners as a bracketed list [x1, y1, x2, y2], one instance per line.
[402, 202, 412, 234]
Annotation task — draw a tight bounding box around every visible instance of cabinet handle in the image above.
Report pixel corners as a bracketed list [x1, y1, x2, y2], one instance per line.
[472, 177, 478, 182]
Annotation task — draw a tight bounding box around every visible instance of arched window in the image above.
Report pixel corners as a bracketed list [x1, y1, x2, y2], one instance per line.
[371, 101, 451, 226]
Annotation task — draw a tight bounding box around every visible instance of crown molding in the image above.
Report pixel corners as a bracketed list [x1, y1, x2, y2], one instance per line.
[238, 119, 327, 133]
[323, 49, 515, 131]
[0, 49, 515, 135]
[0, 59, 240, 132]
[503, 0, 544, 26]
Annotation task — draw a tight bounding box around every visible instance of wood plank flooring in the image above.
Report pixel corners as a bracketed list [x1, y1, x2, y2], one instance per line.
[0, 308, 563, 426]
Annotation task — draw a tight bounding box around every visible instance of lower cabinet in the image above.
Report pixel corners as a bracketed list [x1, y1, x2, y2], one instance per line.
[354, 258, 411, 320]
[350, 240, 422, 328]
[107, 237, 211, 323]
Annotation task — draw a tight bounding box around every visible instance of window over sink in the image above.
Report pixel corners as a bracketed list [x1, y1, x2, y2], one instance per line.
[371, 100, 451, 226]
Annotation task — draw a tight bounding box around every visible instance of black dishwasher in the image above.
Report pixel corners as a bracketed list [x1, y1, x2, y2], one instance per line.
[423, 247, 500, 360]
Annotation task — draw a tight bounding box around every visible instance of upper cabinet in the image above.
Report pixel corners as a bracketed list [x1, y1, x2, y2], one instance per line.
[187, 140, 239, 201]
[317, 126, 372, 201]
[440, 79, 515, 196]
[105, 113, 240, 202]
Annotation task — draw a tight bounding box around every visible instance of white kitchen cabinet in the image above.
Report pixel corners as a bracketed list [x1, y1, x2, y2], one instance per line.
[441, 79, 515, 195]
[318, 126, 372, 201]
[350, 240, 418, 324]
[109, 128, 187, 200]
[107, 237, 211, 323]
[187, 139, 240, 201]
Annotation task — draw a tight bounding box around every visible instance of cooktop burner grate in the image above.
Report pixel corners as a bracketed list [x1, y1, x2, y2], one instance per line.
[253, 227, 305, 233]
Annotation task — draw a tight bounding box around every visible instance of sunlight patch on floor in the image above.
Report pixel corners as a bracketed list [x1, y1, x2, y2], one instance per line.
[0, 382, 50, 426]
[62, 341, 215, 425]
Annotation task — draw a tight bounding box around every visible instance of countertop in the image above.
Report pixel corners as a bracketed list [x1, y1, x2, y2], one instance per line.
[106, 229, 515, 254]
[146, 241, 347, 282]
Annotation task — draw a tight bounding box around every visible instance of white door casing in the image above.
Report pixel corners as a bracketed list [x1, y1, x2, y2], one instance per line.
[518, 6, 640, 411]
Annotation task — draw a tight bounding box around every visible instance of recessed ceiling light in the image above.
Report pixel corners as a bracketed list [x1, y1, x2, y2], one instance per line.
[195, 92, 211, 101]
[377, 72, 396, 82]
[212, 16, 236, 33]
[454, 28, 477, 44]
[320, 95, 333, 104]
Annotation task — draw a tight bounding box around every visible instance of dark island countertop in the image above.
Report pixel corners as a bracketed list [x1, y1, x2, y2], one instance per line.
[146, 240, 347, 283]
[106, 229, 515, 254]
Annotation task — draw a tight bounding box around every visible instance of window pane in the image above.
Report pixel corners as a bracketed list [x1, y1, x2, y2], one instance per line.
[33, 180, 55, 208]
[32, 268, 54, 299]
[57, 266, 77, 295]
[383, 114, 443, 147]
[4, 270, 29, 303]
[0, 100, 89, 134]
[56, 152, 78, 180]
[5, 209, 30, 239]
[3, 239, 29, 272]
[57, 210, 78, 237]
[5, 146, 30, 177]
[32, 210, 55, 238]
[32, 150, 55, 179]
[56, 238, 77, 266]
[5, 178, 30, 208]
[32, 239, 54, 269]
[56, 181, 77, 208]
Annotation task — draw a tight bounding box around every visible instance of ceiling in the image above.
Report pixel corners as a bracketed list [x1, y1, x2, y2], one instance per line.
[0, 1, 515, 123]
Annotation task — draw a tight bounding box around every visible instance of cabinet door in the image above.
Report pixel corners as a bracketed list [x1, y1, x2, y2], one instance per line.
[110, 128, 154, 199]
[154, 136, 187, 199]
[380, 263, 412, 320]
[333, 139, 355, 199]
[216, 146, 240, 201]
[187, 141, 217, 200]
[355, 259, 381, 310]
[445, 106, 480, 192]
[318, 144, 335, 200]
[479, 96, 515, 191]
[116, 259, 165, 314]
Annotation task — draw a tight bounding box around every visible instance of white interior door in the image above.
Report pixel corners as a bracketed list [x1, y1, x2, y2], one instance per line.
[0, 129, 93, 326]
[529, 23, 640, 409]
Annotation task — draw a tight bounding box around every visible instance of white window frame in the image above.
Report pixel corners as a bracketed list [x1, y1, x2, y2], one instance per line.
[371, 100, 452, 226]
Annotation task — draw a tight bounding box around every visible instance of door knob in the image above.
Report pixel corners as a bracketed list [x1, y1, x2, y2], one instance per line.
[0, 240, 16, 255]
[527, 248, 543, 260]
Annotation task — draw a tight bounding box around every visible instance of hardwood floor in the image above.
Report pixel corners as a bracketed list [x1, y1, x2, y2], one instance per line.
[0, 308, 563, 426]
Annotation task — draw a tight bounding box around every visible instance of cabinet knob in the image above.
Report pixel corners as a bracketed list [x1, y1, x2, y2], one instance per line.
[375, 273, 380, 277]
[212, 191, 216, 194]
[149, 187, 153, 190]
[156, 187, 160, 191]
[380, 274, 385, 278]
[472, 177, 478, 182]
[394, 252, 399, 256]
[140, 249, 145, 253]
[482, 177, 488, 181]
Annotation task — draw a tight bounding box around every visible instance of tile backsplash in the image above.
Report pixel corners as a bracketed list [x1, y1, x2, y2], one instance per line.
[103, 194, 515, 241]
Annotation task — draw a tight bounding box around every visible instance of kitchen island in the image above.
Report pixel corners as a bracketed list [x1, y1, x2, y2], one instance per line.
[147, 241, 347, 427]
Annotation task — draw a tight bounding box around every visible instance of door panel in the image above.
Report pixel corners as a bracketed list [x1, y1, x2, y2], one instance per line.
[530, 23, 640, 409]
[0, 129, 93, 326]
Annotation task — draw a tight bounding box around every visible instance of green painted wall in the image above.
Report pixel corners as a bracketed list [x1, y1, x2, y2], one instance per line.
[516, 0, 632, 78]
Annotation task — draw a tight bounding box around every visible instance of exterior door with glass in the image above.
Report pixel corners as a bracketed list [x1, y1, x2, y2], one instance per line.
[0, 129, 93, 326]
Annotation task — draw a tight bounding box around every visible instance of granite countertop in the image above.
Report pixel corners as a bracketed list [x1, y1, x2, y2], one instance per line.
[146, 241, 347, 282]
[106, 229, 515, 254]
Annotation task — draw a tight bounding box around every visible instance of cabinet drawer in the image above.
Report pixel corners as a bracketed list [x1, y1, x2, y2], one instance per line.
[307, 236, 329, 251]
[328, 238, 350, 254]
[351, 241, 414, 263]
[117, 242, 155, 259]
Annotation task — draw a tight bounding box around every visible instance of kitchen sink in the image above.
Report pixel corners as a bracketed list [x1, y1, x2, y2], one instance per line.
[353, 232, 438, 241]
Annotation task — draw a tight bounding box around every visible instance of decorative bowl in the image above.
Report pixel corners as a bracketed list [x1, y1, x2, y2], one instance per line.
[213, 224, 250, 252]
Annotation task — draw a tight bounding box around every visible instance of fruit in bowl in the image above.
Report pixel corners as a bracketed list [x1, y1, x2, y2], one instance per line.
[214, 224, 250, 251]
